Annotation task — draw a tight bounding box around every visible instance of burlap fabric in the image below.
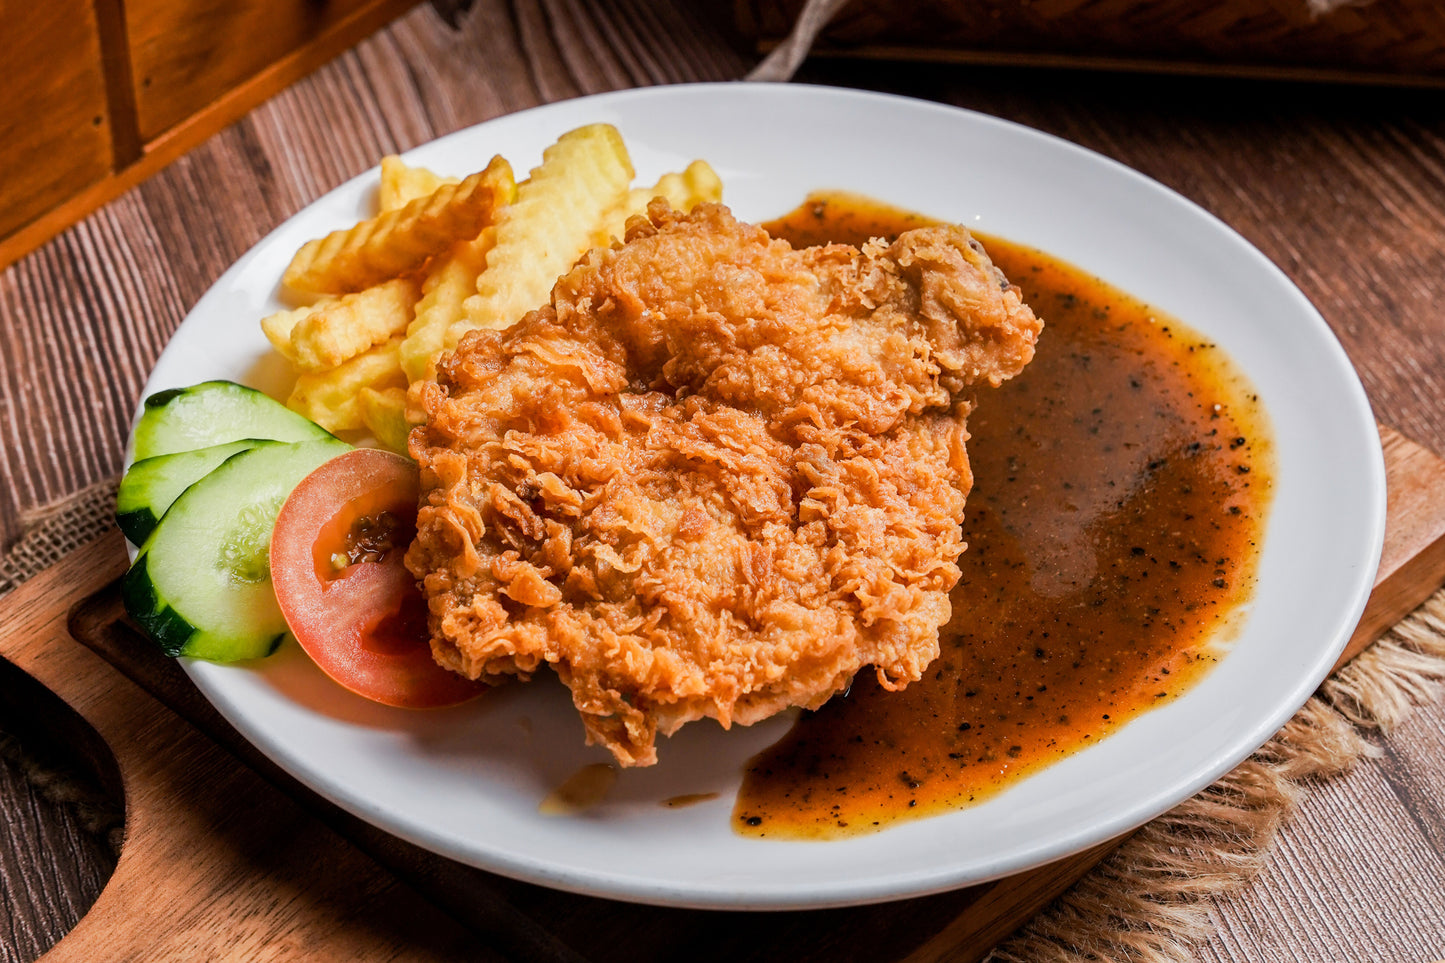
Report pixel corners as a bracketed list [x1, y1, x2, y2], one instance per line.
[2, 481, 1444, 960]
[0, 480, 127, 859]
[0, 480, 118, 598]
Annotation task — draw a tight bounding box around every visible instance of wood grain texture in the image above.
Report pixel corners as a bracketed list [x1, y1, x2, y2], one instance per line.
[0, 642, 121, 962]
[1337, 426, 1445, 670]
[1200, 703, 1445, 962]
[0, 0, 113, 241]
[0, 742, 113, 963]
[0, 4, 743, 955]
[129, 0, 389, 142]
[92, 0, 144, 169]
[0, 0, 747, 552]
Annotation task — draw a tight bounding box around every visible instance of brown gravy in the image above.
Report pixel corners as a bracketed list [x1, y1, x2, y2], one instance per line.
[732, 193, 1272, 839]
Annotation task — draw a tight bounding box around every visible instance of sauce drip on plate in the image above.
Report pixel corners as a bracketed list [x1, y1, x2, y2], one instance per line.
[733, 193, 1273, 839]
[540, 763, 617, 816]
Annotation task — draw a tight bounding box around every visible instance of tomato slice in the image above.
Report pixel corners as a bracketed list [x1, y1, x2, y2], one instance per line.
[270, 447, 485, 708]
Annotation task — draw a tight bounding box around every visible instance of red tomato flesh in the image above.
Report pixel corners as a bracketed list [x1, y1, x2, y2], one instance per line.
[270, 447, 485, 708]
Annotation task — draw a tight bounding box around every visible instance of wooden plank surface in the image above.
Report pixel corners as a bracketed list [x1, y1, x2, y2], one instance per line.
[2, 0, 1445, 960]
[1336, 426, 1445, 671]
[1201, 710, 1445, 961]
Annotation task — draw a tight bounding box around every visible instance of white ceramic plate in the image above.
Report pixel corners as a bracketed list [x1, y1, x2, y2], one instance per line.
[133, 83, 1386, 910]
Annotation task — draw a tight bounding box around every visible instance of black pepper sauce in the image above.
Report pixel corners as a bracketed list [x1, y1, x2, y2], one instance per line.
[733, 192, 1273, 839]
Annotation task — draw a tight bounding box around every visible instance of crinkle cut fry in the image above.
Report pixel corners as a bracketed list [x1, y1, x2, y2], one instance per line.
[283, 155, 516, 295]
[451, 124, 634, 344]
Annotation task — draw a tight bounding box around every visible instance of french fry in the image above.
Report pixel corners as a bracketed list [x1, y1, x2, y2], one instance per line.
[358, 386, 415, 454]
[449, 124, 634, 349]
[261, 128, 727, 411]
[592, 160, 723, 246]
[259, 304, 320, 362]
[286, 338, 408, 432]
[379, 156, 459, 213]
[399, 227, 496, 383]
[283, 155, 516, 295]
[289, 278, 419, 372]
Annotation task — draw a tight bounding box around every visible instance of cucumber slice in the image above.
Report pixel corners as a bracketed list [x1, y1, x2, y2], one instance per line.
[122, 438, 349, 662]
[116, 439, 262, 545]
[131, 380, 334, 461]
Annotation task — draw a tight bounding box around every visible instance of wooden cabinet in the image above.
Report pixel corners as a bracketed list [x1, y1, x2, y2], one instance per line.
[128, 0, 388, 143]
[0, 0, 418, 271]
[0, 0, 114, 243]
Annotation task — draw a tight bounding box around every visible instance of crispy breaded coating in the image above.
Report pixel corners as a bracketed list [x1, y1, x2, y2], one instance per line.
[406, 202, 1041, 766]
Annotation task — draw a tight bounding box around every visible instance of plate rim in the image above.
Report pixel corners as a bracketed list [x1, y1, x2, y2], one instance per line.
[131, 81, 1388, 910]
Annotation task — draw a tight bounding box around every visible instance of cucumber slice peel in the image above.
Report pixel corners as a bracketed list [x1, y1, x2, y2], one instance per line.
[123, 437, 349, 662]
[117, 439, 263, 545]
[131, 380, 334, 461]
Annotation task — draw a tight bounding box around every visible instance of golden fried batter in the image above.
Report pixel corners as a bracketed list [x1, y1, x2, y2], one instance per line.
[406, 202, 1041, 766]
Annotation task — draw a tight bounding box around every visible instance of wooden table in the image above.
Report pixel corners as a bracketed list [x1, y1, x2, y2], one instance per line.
[3, 2, 1445, 960]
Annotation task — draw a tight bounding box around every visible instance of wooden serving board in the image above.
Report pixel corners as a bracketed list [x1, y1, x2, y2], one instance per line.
[3, 424, 1444, 963]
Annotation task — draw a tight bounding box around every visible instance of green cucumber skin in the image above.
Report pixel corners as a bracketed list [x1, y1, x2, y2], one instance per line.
[131, 380, 335, 461]
[115, 508, 160, 549]
[121, 553, 284, 659]
[122, 437, 349, 662]
[116, 439, 263, 545]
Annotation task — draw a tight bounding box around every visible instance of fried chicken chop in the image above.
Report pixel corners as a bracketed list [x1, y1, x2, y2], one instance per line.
[406, 201, 1041, 766]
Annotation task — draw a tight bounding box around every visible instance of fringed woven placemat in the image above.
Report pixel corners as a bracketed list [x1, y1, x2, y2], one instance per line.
[0, 480, 119, 598]
[2, 481, 1444, 959]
